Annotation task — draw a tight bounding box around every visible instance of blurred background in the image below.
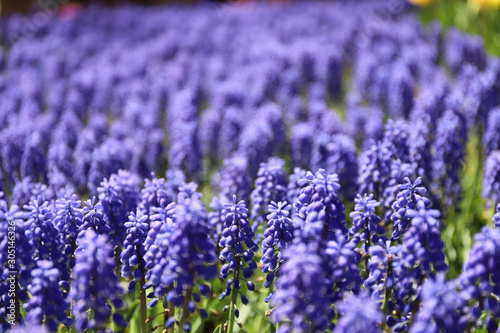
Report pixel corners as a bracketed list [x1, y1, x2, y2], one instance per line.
[0, 0, 499, 56]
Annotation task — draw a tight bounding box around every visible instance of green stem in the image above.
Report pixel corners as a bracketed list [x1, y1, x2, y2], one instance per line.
[139, 276, 147, 333]
[163, 295, 175, 333]
[178, 288, 193, 333]
[227, 260, 241, 333]
[382, 256, 393, 316]
[137, 248, 147, 333]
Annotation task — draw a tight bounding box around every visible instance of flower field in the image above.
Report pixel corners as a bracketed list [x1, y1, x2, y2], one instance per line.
[0, 1, 499, 332]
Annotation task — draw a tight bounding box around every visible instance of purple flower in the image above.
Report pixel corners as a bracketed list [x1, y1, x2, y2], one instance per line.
[25, 260, 72, 331]
[270, 242, 334, 333]
[459, 227, 500, 330]
[53, 194, 83, 268]
[390, 177, 430, 240]
[349, 193, 383, 252]
[213, 156, 252, 203]
[261, 201, 294, 289]
[410, 275, 466, 333]
[294, 169, 347, 242]
[432, 109, 467, 209]
[120, 210, 148, 292]
[484, 107, 500, 155]
[24, 197, 69, 283]
[333, 291, 383, 333]
[483, 151, 500, 208]
[219, 196, 258, 302]
[70, 230, 125, 332]
[145, 185, 217, 324]
[250, 158, 288, 227]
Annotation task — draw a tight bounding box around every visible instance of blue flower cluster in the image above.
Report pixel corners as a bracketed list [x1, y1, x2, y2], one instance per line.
[0, 0, 499, 332]
[70, 230, 126, 332]
[219, 196, 259, 303]
[250, 158, 288, 227]
[261, 201, 294, 289]
[294, 169, 347, 241]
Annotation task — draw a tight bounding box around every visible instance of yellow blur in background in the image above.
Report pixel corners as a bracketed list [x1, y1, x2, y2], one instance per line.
[410, 0, 500, 10]
[469, 0, 500, 9]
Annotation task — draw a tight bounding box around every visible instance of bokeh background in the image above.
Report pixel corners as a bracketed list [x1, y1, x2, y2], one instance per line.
[1, 0, 499, 56]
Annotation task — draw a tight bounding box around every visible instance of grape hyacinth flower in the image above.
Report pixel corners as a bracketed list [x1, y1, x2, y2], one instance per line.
[494, 204, 500, 228]
[145, 187, 217, 332]
[349, 193, 383, 251]
[287, 168, 306, 212]
[53, 194, 83, 268]
[219, 196, 259, 333]
[397, 201, 448, 310]
[143, 199, 175, 263]
[70, 230, 126, 332]
[261, 201, 294, 294]
[333, 291, 383, 333]
[24, 260, 72, 331]
[250, 158, 288, 228]
[364, 240, 402, 309]
[483, 151, 500, 208]
[213, 155, 252, 203]
[0, 197, 33, 330]
[390, 177, 430, 240]
[348, 193, 383, 278]
[432, 109, 467, 209]
[270, 242, 334, 333]
[78, 197, 110, 238]
[120, 210, 148, 332]
[24, 197, 69, 282]
[459, 227, 500, 331]
[97, 170, 141, 248]
[139, 173, 175, 216]
[294, 169, 347, 242]
[483, 107, 500, 155]
[410, 275, 466, 333]
[358, 140, 392, 200]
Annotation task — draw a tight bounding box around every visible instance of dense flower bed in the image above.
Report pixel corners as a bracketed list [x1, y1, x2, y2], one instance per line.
[0, 1, 500, 332]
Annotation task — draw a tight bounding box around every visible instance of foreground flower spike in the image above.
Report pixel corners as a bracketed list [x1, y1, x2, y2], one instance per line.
[349, 193, 383, 251]
[483, 151, 500, 208]
[390, 177, 430, 240]
[145, 185, 217, 332]
[219, 196, 258, 333]
[459, 227, 500, 331]
[70, 229, 126, 332]
[97, 170, 141, 248]
[397, 201, 448, 308]
[120, 210, 149, 331]
[294, 169, 347, 242]
[0, 197, 33, 330]
[25, 260, 72, 331]
[261, 201, 294, 292]
[333, 291, 383, 333]
[78, 197, 110, 238]
[24, 197, 69, 283]
[250, 157, 288, 228]
[364, 240, 402, 307]
[271, 242, 334, 333]
[410, 275, 466, 333]
[53, 194, 83, 268]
